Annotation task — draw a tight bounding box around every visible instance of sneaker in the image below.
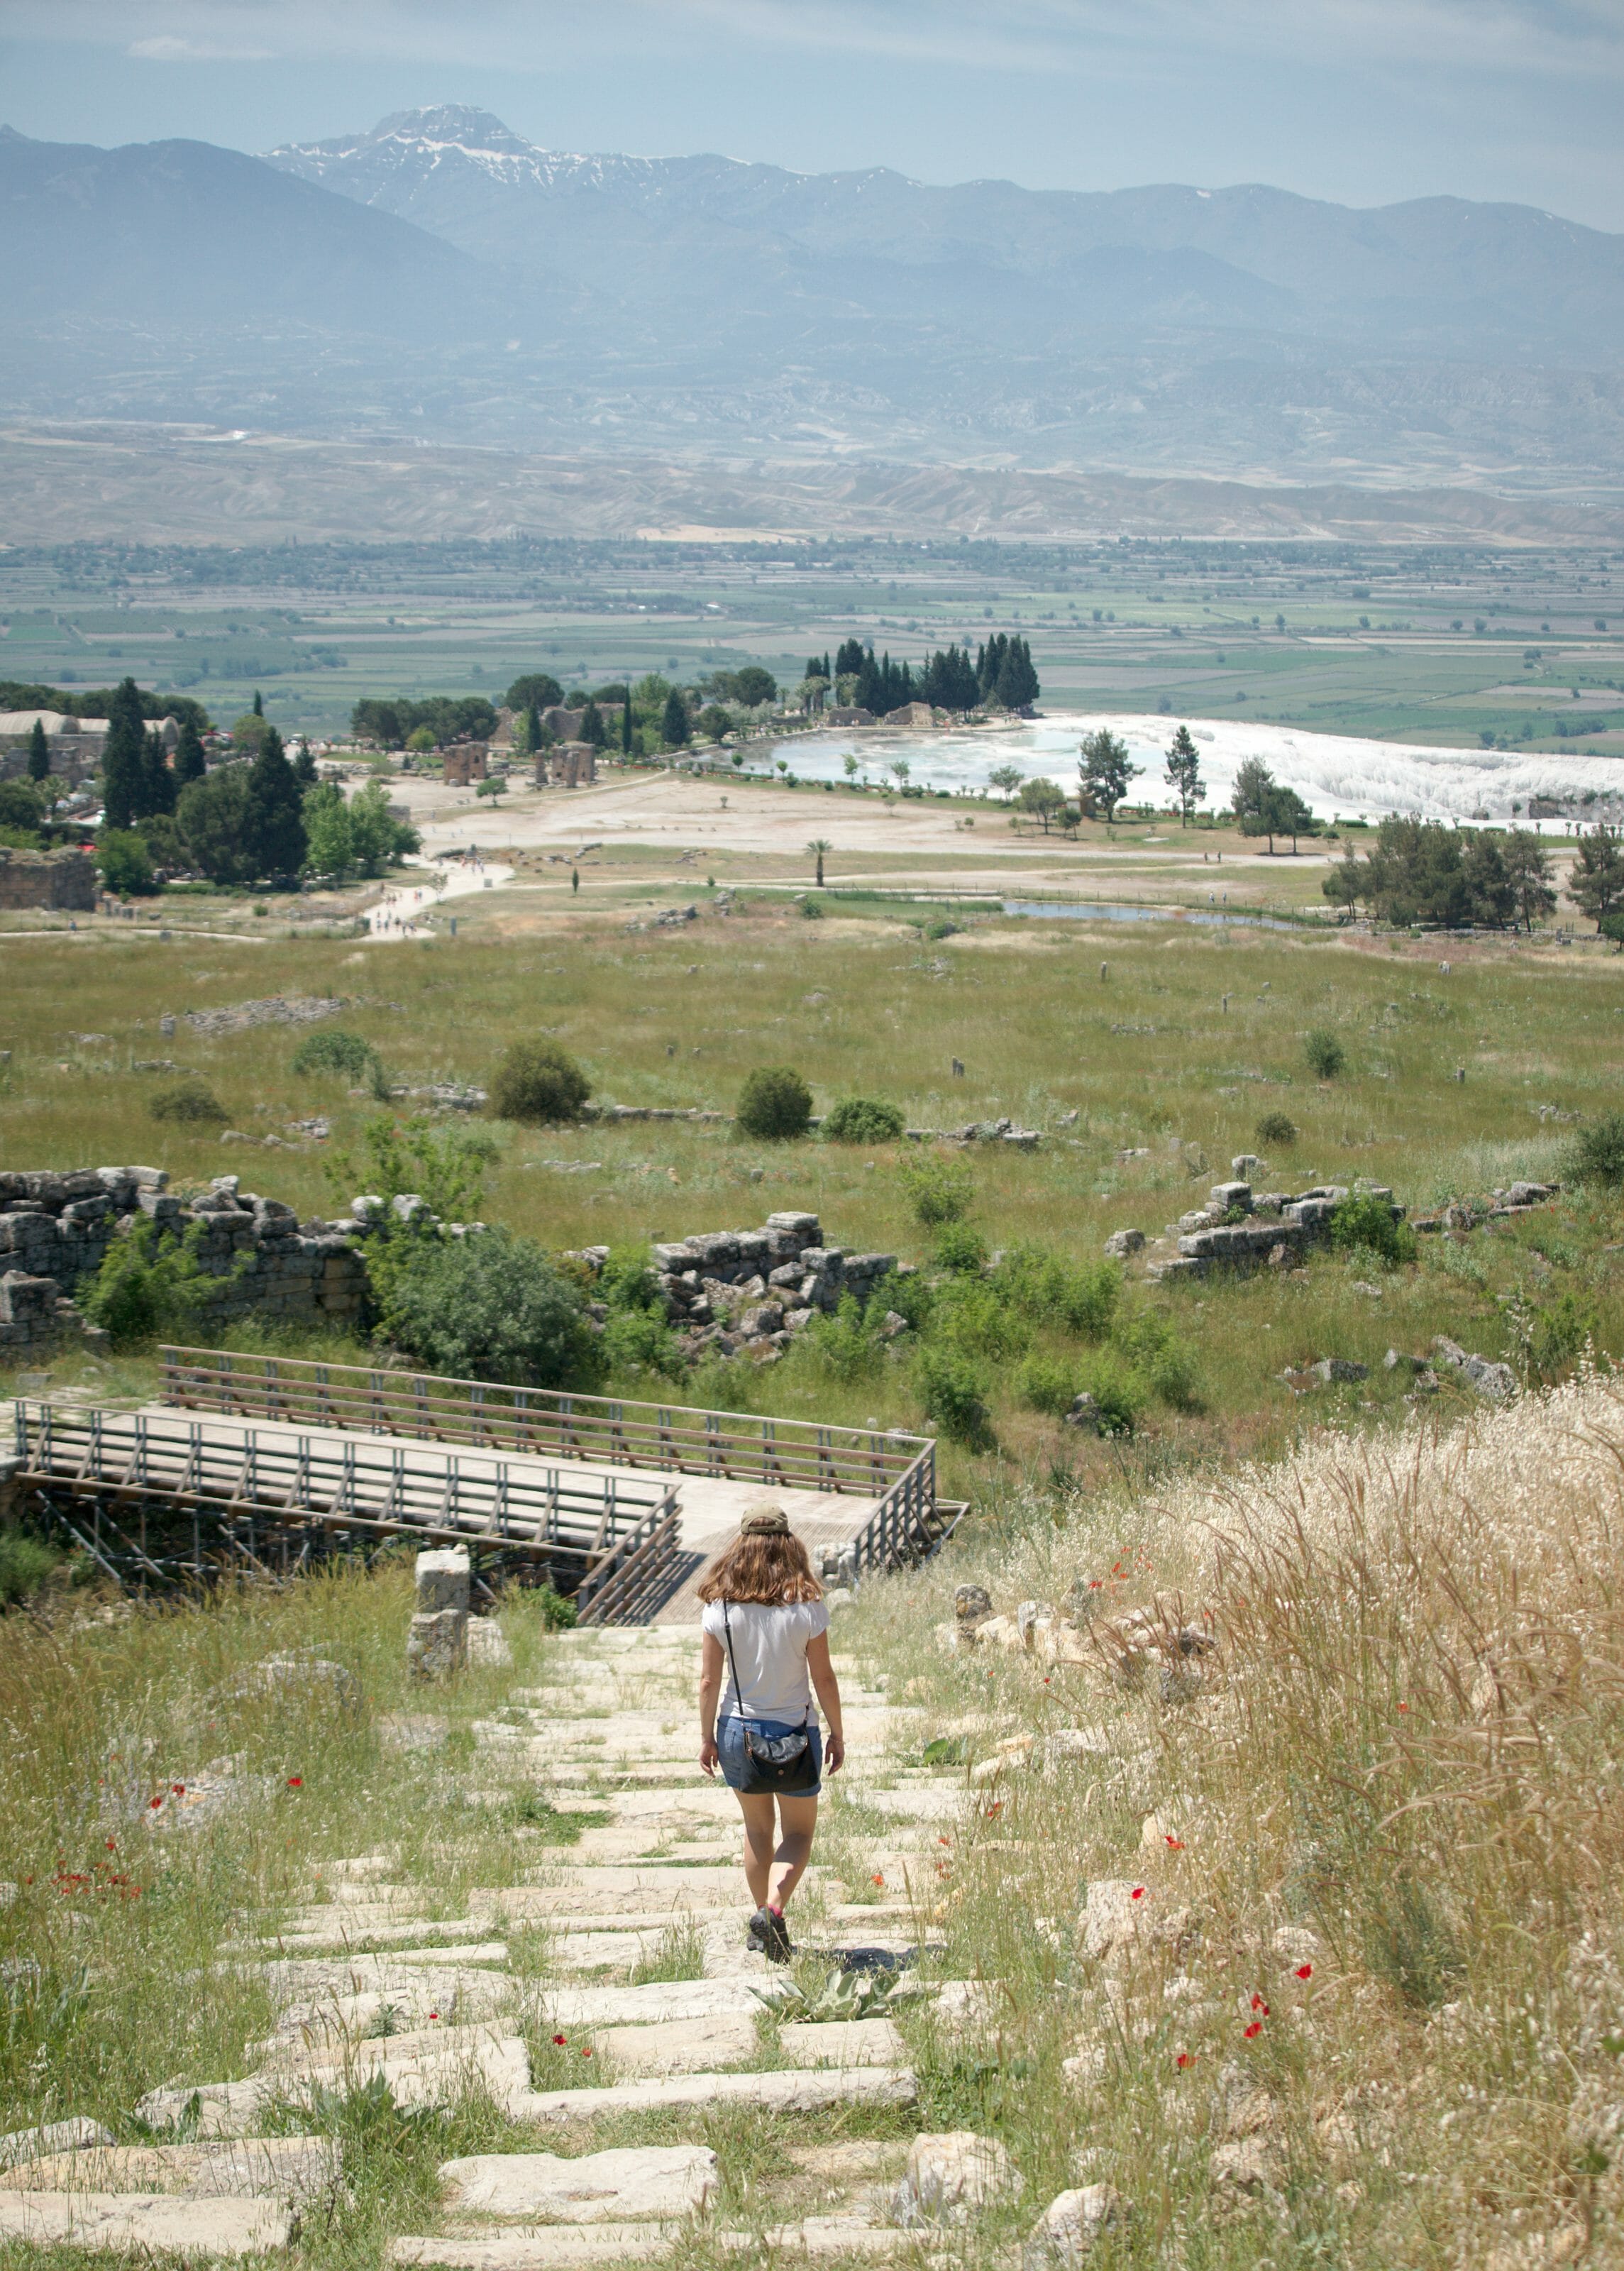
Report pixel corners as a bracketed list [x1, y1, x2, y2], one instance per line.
[762, 1908, 792, 1964]
[746, 1907, 773, 1954]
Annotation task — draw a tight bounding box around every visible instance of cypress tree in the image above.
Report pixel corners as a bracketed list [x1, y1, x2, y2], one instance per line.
[621, 697, 633, 755]
[292, 738, 318, 787]
[251, 689, 264, 718]
[661, 689, 690, 749]
[143, 727, 176, 817]
[173, 716, 206, 790]
[243, 726, 306, 879]
[26, 716, 50, 784]
[579, 699, 607, 749]
[101, 676, 147, 832]
[996, 635, 1039, 712]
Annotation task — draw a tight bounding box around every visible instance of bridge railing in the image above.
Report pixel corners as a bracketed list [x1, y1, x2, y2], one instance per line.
[9, 1399, 673, 1566]
[159, 1347, 932, 1500]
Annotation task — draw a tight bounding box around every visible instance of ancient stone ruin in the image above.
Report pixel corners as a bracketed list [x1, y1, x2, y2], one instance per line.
[573, 1211, 903, 1363]
[1144, 1177, 1403, 1283]
[0, 848, 96, 912]
[0, 1167, 366, 1353]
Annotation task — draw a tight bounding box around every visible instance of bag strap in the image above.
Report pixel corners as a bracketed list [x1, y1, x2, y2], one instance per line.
[720, 1599, 749, 1717]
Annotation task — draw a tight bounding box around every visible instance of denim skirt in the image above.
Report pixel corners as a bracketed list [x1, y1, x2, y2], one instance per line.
[717, 1715, 823, 1798]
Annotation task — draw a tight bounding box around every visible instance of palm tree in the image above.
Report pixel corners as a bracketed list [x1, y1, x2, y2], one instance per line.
[807, 838, 832, 889]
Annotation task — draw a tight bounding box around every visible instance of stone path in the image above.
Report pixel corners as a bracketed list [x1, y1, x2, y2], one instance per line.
[4, 1624, 979, 2261]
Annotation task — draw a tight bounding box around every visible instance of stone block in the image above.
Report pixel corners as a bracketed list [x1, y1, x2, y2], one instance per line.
[1102, 1228, 1144, 1258]
[894, 2131, 1021, 2224]
[514, 2067, 915, 2123]
[1023, 2184, 1132, 2266]
[0, 2193, 290, 2256]
[438, 2145, 718, 2222]
[416, 1551, 471, 1615]
[0, 2118, 116, 2170]
[409, 1609, 468, 1680]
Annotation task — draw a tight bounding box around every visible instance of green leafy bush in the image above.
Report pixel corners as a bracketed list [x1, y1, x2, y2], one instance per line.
[96, 828, 158, 897]
[736, 1065, 812, 1141]
[932, 1276, 1031, 1363]
[800, 1294, 886, 1385]
[933, 1221, 989, 1274]
[1329, 1193, 1418, 1269]
[993, 1242, 1120, 1338]
[147, 1081, 228, 1126]
[1079, 1349, 1147, 1435]
[1304, 1028, 1347, 1080]
[597, 1245, 663, 1312]
[1569, 1110, 1624, 1191]
[374, 1227, 601, 1386]
[1112, 1307, 1200, 1409]
[600, 1304, 687, 1384]
[822, 1096, 906, 1145]
[1016, 1354, 1078, 1416]
[800, 898, 824, 920]
[328, 1116, 499, 1223]
[489, 1040, 591, 1126]
[79, 1219, 219, 1347]
[1256, 1109, 1298, 1145]
[915, 1345, 995, 1448]
[897, 1154, 974, 1226]
[0, 1528, 64, 1608]
[292, 1028, 380, 1082]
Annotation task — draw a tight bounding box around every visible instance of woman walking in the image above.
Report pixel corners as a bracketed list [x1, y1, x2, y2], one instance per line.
[697, 1504, 845, 1962]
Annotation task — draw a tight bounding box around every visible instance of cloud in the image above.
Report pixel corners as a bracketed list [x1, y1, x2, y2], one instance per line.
[129, 33, 275, 60]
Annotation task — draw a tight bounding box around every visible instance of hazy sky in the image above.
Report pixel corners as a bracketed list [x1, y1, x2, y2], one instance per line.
[5, 0, 1624, 229]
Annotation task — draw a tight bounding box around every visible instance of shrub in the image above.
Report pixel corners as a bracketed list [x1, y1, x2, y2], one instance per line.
[148, 1080, 228, 1126]
[1329, 1193, 1418, 1269]
[1304, 1028, 1347, 1080]
[600, 1304, 687, 1384]
[328, 1114, 499, 1224]
[79, 1219, 217, 1347]
[1256, 1109, 1298, 1145]
[489, 1040, 591, 1126]
[915, 1345, 995, 1448]
[1112, 1306, 1200, 1409]
[292, 1028, 380, 1082]
[374, 1228, 602, 1386]
[822, 1096, 906, 1145]
[800, 1294, 885, 1385]
[800, 897, 824, 919]
[0, 1527, 62, 1608]
[736, 1065, 812, 1141]
[1569, 1110, 1624, 1190]
[933, 1221, 989, 1274]
[897, 1153, 974, 1227]
[993, 1241, 1120, 1338]
[96, 828, 158, 897]
[1016, 1354, 1077, 1416]
[932, 1275, 1030, 1363]
[597, 1244, 662, 1312]
[1080, 1349, 1147, 1435]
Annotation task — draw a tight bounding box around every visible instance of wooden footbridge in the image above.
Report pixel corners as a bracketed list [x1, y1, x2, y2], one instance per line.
[4, 1348, 961, 1623]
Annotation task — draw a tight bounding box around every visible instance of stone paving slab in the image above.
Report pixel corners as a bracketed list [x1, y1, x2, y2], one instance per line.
[440, 2144, 717, 2222]
[515, 2067, 917, 2123]
[538, 1980, 765, 2029]
[228, 1917, 500, 1957]
[391, 2228, 677, 2267]
[590, 2016, 758, 2076]
[779, 2018, 907, 2069]
[0, 2190, 291, 2255]
[138, 2034, 531, 2133]
[4, 2138, 338, 2201]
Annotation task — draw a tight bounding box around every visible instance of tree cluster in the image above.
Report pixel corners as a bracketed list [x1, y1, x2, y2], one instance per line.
[1232, 758, 1318, 852]
[0, 679, 211, 732]
[822, 633, 1039, 717]
[302, 778, 421, 880]
[101, 677, 206, 832]
[350, 694, 497, 749]
[1322, 815, 1557, 931]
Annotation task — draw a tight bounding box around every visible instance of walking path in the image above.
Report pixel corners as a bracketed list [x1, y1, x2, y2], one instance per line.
[0, 1626, 978, 2262]
[366, 852, 514, 940]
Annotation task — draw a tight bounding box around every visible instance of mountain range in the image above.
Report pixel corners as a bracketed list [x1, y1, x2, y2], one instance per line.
[1, 105, 1621, 517]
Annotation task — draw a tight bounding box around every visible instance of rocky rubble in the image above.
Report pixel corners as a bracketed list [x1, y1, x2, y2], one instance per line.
[1145, 1177, 1403, 1283]
[573, 1212, 902, 1364]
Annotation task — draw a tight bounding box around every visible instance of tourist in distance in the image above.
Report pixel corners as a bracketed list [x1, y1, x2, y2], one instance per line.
[697, 1502, 845, 1962]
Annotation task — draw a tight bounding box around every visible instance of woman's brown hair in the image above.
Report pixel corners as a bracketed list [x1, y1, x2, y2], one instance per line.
[696, 1530, 823, 1606]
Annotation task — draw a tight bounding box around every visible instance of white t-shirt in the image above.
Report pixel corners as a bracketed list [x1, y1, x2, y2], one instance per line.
[702, 1598, 829, 1723]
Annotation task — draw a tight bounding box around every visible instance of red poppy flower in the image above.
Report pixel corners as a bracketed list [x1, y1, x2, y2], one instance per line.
[938, 1837, 951, 1848]
[429, 2012, 439, 2021]
[1176, 2052, 1192, 2069]
[553, 2034, 567, 2047]
[172, 1785, 185, 1796]
[1397, 1703, 1409, 1713]
[1164, 1836, 1184, 1850]
[1296, 1964, 1313, 1980]
[149, 1796, 163, 1810]
[872, 1873, 885, 1886]
[984, 1800, 1003, 1818]
[287, 1776, 303, 1788]
[1131, 1887, 1146, 1901]
[1251, 1994, 1269, 2013]
[581, 2047, 593, 2058]
[1244, 2021, 1262, 2038]
[1088, 1579, 1103, 1590]
[105, 1840, 116, 1852]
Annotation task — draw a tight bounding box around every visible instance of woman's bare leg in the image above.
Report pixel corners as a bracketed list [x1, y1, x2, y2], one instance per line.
[735, 1793, 779, 1909]
[769, 1793, 819, 1909]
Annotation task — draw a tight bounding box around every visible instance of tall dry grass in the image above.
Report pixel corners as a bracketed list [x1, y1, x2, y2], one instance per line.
[850, 1375, 1624, 2265]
